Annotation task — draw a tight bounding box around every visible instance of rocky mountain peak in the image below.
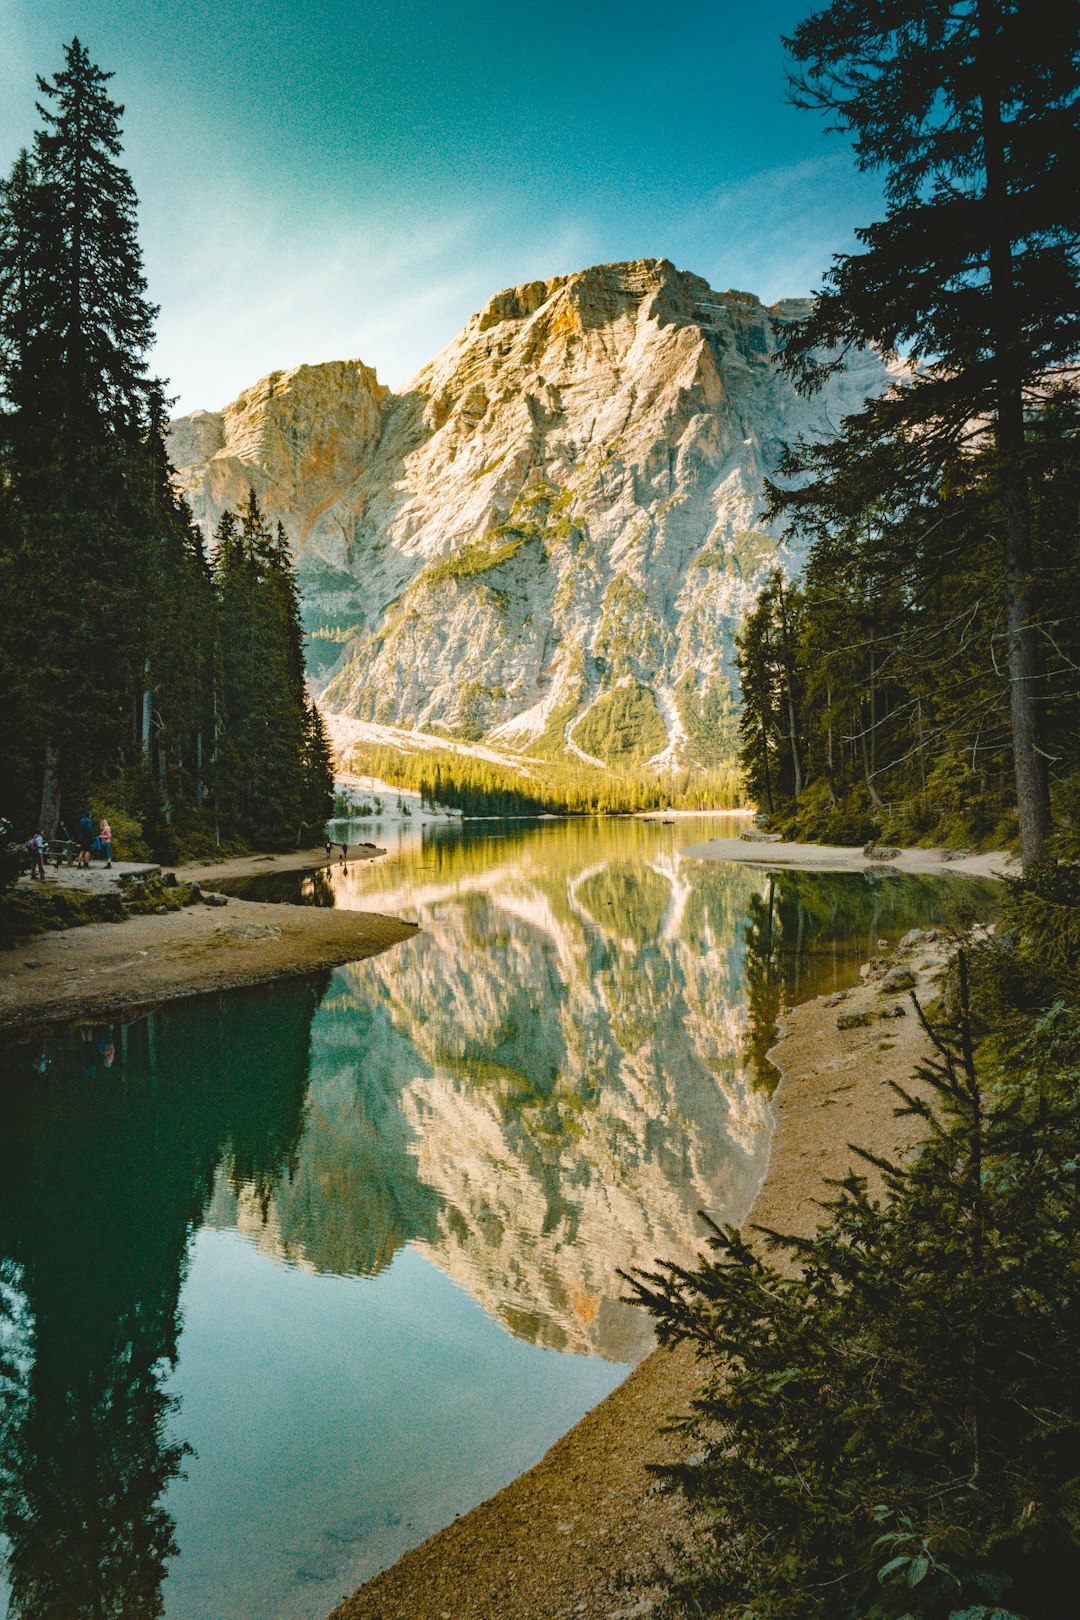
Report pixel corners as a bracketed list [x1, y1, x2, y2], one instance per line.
[169, 260, 901, 769]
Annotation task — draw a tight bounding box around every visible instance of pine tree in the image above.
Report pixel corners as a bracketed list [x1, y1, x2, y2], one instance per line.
[779, 0, 1080, 870]
[0, 40, 162, 828]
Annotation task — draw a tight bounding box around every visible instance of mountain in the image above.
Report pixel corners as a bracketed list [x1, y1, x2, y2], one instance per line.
[169, 258, 901, 771]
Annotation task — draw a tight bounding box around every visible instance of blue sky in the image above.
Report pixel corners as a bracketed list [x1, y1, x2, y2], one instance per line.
[1, 0, 883, 412]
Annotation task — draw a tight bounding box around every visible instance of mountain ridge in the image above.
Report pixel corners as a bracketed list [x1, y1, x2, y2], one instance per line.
[169, 258, 901, 772]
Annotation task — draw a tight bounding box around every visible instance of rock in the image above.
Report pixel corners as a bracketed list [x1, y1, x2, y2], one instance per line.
[880, 966, 917, 992]
[899, 926, 938, 947]
[880, 1003, 908, 1018]
[119, 866, 160, 887]
[941, 846, 973, 862]
[740, 829, 782, 842]
[161, 871, 178, 887]
[202, 891, 228, 908]
[169, 260, 903, 767]
[837, 1010, 873, 1030]
[864, 843, 902, 862]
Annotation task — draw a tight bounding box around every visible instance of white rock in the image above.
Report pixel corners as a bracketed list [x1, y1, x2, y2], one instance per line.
[169, 259, 902, 767]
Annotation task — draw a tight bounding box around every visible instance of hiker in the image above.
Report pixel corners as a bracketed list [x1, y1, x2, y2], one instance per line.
[28, 830, 46, 880]
[100, 816, 112, 868]
[77, 810, 94, 869]
[54, 819, 72, 866]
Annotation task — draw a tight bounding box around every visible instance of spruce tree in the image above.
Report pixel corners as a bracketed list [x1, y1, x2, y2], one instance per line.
[779, 0, 1080, 870]
[0, 40, 161, 827]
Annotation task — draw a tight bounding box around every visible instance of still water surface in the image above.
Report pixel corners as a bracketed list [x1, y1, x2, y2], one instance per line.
[0, 817, 995, 1618]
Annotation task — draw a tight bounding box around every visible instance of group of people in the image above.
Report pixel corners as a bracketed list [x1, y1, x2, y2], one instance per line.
[25, 811, 112, 878]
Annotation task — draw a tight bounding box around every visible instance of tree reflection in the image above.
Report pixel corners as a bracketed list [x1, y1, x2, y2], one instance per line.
[740, 870, 998, 1091]
[0, 976, 327, 1617]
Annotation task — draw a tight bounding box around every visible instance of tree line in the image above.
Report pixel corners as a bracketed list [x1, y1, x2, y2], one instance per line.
[0, 39, 333, 859]
[738, 400, 1080, 849]
[349, 742, 744, 819]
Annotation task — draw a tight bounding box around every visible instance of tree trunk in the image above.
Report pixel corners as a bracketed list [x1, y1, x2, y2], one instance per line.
[785, 682, 803, 799]
[999, 434, 1051, 870]
[141, 667, 152, 763]
[860, 700, 885, 811]
[977, 0, 1052, 871]
[39, 742, 61, 837]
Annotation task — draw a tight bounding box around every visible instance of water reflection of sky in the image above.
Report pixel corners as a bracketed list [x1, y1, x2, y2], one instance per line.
[0, 818, 996, 1619]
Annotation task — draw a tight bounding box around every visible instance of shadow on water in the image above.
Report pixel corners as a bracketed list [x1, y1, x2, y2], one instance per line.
[0, 977, 328, 1619]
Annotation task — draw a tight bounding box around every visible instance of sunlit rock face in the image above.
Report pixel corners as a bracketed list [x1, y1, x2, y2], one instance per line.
[168, 259, 901, 754]
[170, 359, 389, 657]
[207, 832, 774, 1363]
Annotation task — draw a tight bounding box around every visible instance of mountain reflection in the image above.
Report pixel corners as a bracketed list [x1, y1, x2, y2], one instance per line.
[0, 819, 995, 1618]
[206, 826, 996, 1364]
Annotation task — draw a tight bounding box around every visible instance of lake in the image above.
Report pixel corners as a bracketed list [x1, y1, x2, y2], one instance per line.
[0, 816, 995, 1619]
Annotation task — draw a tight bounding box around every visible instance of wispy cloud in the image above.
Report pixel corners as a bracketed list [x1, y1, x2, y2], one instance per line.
[149, 165, 602, 411]
[676, 153, 883, 303]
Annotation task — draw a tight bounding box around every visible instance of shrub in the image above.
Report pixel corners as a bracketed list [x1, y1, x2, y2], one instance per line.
[628, 952, 1080, 1619]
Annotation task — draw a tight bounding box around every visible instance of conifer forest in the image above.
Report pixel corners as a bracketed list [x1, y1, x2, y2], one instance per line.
[0, 41, 334, 857]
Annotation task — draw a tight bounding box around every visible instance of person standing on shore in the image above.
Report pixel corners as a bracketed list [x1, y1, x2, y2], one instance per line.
[28, 830, 46, 880]
[99, 817, 112, 868]
[77, 810, 94, 869]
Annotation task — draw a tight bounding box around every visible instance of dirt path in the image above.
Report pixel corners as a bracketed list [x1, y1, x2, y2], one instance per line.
[329, 930, 947, 1620]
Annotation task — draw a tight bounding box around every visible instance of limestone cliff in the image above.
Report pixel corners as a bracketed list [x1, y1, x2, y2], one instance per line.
[169, 259, 900, 764]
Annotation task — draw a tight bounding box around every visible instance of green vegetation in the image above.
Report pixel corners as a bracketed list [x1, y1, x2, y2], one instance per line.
[0, 872, 204, 944]
[0, 883, 127, 945]
[347, 742, 744, 817]
[631, 899, 1080, 1618]
[594, 574, 671, 681]
[773, 2, 1077, 872]
[738, 404, 1080, 850]
[423, 530, 533, 586]
[571, 684, 667, 766]
[676, 672, 740, 768]
[692, 530, 776, 578]
[0, 41, 334, 862]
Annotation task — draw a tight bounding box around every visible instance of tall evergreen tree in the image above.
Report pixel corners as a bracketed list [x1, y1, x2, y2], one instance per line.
[0, 39, 161, 828]
[779, 0, 1080, 870]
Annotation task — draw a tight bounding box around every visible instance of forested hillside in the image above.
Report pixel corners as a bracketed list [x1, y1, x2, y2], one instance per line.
[0, 40, 333, 858]
[738, 402, 1080, 851]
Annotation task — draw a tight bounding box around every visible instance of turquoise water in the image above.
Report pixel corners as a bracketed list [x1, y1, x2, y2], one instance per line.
[0, 817, 995, 1618]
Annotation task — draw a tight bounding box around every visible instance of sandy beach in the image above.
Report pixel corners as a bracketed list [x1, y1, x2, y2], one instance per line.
[329, 924, 951, 1620]
[683, 834, 1014, 881]
[0, 848, 413, 1031]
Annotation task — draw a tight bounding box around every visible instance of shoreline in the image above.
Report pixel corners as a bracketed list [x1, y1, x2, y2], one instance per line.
[0, 847, 414, 1032]
[682, 833, 1013, 880]
[329, 927, 950, 1620]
